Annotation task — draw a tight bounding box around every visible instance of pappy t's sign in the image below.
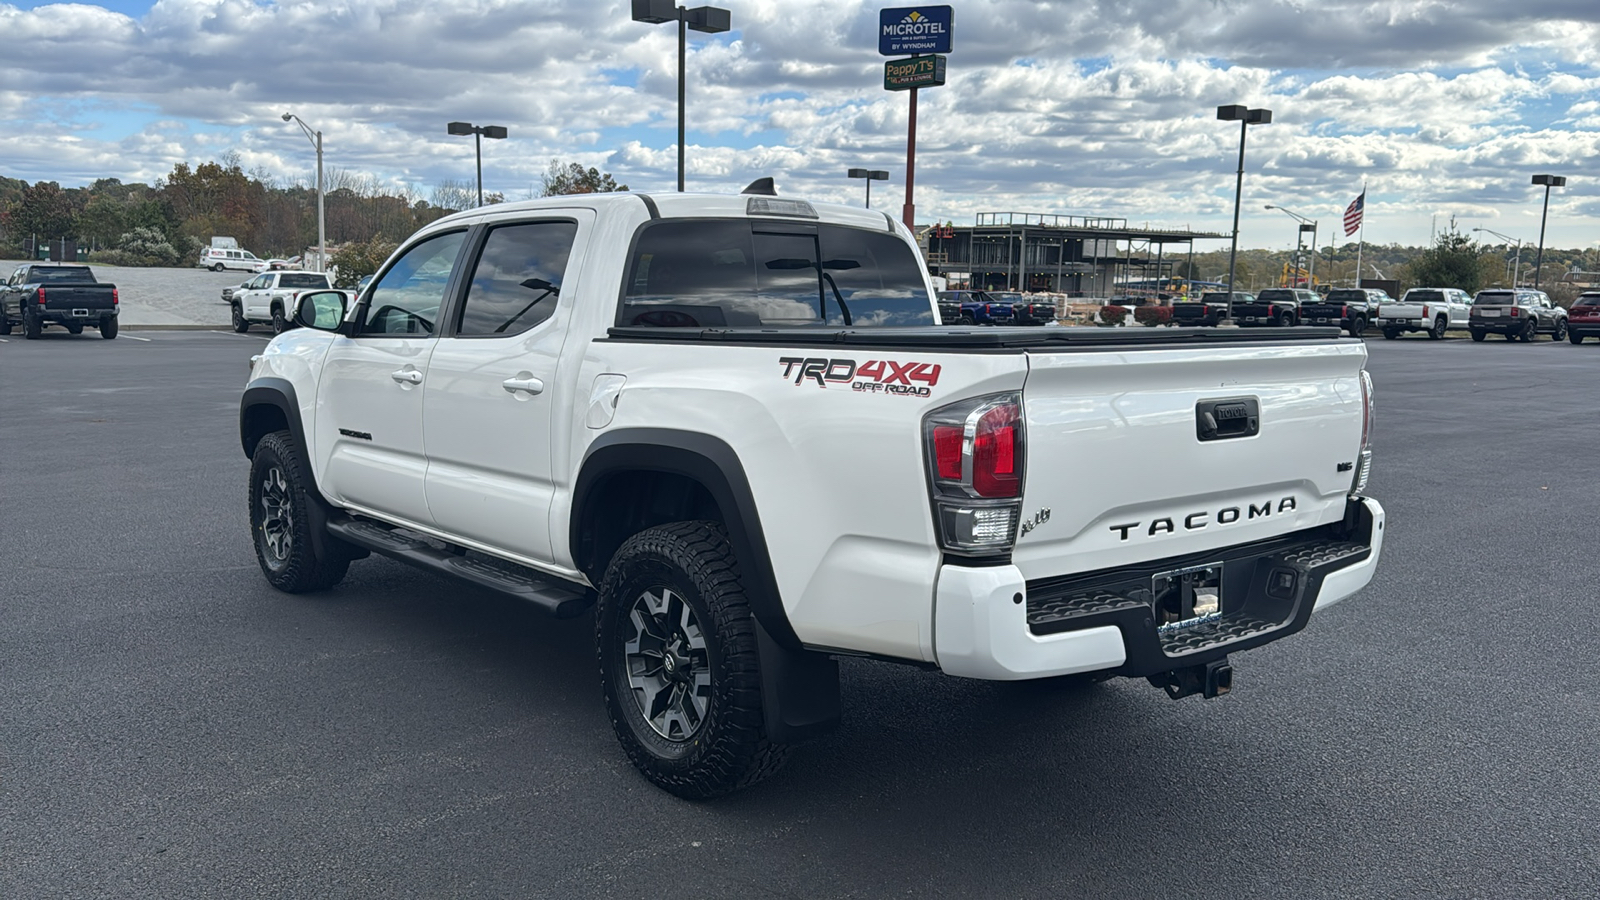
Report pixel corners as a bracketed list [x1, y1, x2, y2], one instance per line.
[878, 6, 953, 55]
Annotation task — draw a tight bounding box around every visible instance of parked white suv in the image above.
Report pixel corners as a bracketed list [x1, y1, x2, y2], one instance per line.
[1376, 287, 1471, 339]
[230, 270, 333, 333]
[198, 246, 269, 273]
[240, 188, 1384, 798]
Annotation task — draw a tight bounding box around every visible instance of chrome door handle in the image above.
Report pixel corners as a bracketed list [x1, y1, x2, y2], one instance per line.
[502, 377, 545, 395]
[390, 369, 423, 385]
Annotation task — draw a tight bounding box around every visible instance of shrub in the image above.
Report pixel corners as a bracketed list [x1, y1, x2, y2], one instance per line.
[330, 235, 399, 288]
[1134, 305, 1173, 327]
[1099, 304, 1130, 327]
[91, 226, 187, 267]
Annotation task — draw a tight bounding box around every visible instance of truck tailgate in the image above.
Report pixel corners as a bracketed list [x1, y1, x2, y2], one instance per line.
[1013, 340, 1367, 580]
[41, 286, 117, 309]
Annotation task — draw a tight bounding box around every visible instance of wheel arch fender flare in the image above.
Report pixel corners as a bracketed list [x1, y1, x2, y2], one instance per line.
[240, 378, 349, 562]
[573, 428, 839, 744]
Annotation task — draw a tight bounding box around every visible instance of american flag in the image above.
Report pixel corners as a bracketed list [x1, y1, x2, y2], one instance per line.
[1343, 191, 1365, 236]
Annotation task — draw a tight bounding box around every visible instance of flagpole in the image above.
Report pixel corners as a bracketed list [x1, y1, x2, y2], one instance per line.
[1354, 180, 1367, 287]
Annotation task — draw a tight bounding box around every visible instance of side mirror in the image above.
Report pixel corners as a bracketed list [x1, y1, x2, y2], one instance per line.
[293, 291, 348, 331]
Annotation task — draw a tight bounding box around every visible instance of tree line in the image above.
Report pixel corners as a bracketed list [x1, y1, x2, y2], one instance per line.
[0, 157, 627, 271]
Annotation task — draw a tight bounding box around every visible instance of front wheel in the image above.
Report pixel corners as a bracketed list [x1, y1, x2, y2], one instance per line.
[597, 521, 788, 800]
[1552, 319, 1568, 341]
[99, 316, 118, 340]
[249, 431, 351, 592]
[1429, 316, 1447, 340]
[232, 303, 249, 333]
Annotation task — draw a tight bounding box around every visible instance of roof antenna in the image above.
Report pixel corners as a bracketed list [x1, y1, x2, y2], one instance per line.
[741, 177, 777, 196]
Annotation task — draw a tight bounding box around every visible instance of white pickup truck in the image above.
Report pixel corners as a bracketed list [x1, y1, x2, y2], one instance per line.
[231, 270, 334, 333]
[239, 187, 1384, 798]
[1376, 287, 1472, 339]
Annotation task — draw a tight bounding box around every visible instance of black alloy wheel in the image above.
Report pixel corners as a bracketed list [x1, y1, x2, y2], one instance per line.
[597, 521, 788, 800]
[1347, 316, 1366, 337]
[1519, 319, 1536, 342]
[1552, 319, 1568, 341]
[232, 303, 249, 333]
[271, 305, 287, 334]
[248, 430, 352, 592]
[1429, 316, 1448, 340]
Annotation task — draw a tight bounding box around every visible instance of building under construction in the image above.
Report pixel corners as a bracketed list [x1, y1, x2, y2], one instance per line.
[922, 212, 1230, 297]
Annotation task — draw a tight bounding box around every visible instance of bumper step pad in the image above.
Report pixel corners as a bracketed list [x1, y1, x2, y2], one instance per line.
[1021, 522, 1373, 677]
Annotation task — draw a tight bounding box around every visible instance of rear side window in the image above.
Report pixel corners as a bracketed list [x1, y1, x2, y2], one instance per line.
[456, 221, 579, 336]
[621, 220, 934, 328]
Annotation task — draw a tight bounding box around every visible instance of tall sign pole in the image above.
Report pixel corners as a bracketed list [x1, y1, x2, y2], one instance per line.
[880, 6, 952, 232]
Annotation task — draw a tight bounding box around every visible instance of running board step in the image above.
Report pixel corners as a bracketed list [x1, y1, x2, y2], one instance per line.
[326, 517, 590, 618]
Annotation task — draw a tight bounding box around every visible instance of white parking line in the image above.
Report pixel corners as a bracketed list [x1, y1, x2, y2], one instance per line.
[124, 335, 153, 342]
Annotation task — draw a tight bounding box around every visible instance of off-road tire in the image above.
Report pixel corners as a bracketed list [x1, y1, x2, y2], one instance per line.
[1347, 316, 1366, 338]
[597, 521, 788, 800]
[249, 430, 351, 593]
[23, 311, 42, 340]
[1470, 329, 1486, 342]
[1429, 316, 1447, 340]
[0, 315, 10, 335]
[232, 303, 249, 333]
[1552, 319, 1568, 341]
[1382, 328, 1400, 340]
[65, 322, 83, 335]
[99, 316, 118, 340]
[271, 305, 287, 334]
[1518, 320, 1536, 342]
[1571, 332, 1584, 345]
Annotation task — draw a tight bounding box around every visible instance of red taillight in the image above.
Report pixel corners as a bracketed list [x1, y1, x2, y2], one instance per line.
[37, 287, 46, 304]
[1509, 307, 1519, 317]
[112, 288, 119, 305]
[1422, 305, 1430, 318]
[933, 425, 963, 480]
[1342, 305, 1349, 317]
[985, 304, 992, 313]
[972, 402, 1021, 498]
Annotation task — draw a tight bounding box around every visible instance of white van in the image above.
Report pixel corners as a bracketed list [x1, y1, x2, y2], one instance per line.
[197, 247, 269, 273]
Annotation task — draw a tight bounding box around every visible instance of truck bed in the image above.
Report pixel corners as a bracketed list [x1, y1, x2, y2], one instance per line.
[606, 324, 1346, 348]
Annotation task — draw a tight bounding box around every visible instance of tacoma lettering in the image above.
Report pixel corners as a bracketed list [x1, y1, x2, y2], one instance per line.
[1107, 496, 1298, 541]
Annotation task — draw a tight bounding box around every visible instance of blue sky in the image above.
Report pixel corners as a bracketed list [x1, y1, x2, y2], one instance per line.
[3, 0, 1600, 250]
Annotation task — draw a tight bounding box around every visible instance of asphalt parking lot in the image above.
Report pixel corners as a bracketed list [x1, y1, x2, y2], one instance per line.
[3, 330, 1597, 898]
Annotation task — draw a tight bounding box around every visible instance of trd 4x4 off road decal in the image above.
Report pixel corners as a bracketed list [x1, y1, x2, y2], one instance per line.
[778, 357, 941, 397]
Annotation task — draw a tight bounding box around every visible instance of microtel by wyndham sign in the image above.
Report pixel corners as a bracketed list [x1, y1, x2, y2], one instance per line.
[878, 6, 953, 56]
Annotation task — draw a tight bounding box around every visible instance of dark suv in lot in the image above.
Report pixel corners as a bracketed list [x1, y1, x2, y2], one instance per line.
[985, 291, 1057, 325]
[1567, 292, 1600, 344]
[1468, 289, 1567, 342]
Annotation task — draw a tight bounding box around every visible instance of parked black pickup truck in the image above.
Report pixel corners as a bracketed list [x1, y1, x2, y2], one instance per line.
[1232, 288, 1317, 327]
[1172, 291, 1252, 327]
[0, 264, 119, 339]
[987, 291, 1057, 325]
[1300, 288, 1388, 337]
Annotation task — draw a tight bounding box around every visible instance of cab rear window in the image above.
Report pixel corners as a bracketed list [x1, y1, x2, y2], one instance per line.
[1575, 295, 1600, 306]
[1326, 290, 1366, 302]
[1405, 290, 1445, 302]
[620, 220, 934, 328]
[1257, 290, 1295, 301]
[1474, 292, 1515, 305]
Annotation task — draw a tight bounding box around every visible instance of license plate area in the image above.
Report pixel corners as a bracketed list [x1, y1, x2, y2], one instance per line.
[72, 308, 90, 317]
[1480, 309, 1500, 317]
[1152, 562, 1223, 632]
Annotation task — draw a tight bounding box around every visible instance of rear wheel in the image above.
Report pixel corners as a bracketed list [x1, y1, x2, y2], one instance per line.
[1571, 332, 1585, 345]
[597, 521, 788, 800]
[271, 305, 287, 334]
[1470, 329, 1486, 342]
[232, 303, 249, 333]
[23, 310, 41, 340]
[211, 263, 225, 272]
[1518, 320, 1536, 342]
[1347, 316, 1366, 337]
[1382, 328, 1400, 340]
[1552, 319, 1568, 341]
[99, 316, 118, 340]
[248, 431, 351, 593]
[0, 314, 10, 336]
[958, 314, 974, 326]
[1429, 316, 1447, 340]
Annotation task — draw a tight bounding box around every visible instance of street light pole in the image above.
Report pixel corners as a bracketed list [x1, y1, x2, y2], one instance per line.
[632, 0, 731, 192]
[1531, 174, 1566, 289]
[1217, 105, 1272, 308]
[281, 113, 325, 273]
[1265, 205, 1319, 287]
[1472, 227, 1523, 287]
[847, 168, 889, 208]
[447, 122, 508, 207]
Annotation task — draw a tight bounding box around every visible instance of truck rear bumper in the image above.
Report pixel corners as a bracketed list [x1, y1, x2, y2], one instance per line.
[933, 497, 1384, 680]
